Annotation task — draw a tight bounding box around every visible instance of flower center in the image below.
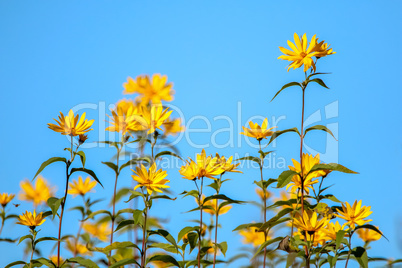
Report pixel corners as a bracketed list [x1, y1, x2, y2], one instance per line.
[300, 52, 307, 58]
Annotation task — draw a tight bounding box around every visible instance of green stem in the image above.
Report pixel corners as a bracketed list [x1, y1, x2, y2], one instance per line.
[345, 230, 352, 268]
[30, 231, 37, 268]
[212, 174, 222, 268]
[109, 145, 121, 264]
[197, 177, 204, 268]
[258, 141, 267, 268]
[140, 193, 149, 267]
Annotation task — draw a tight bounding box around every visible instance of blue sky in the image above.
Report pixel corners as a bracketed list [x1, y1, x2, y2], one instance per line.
[0, 1, 401, 267]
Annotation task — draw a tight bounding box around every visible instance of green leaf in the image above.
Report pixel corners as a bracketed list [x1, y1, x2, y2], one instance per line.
[232, 222, 262, 232]
[259, 150, 275, 159]
[47, 197, 64, 219]
[235, 156, 261, 166]
[70, 168, 103, 187]
[34, 236, 58, 246]
[67, 257, 99, 268]
[147, 254, 180, 267]
[148, 229, 178, 249]
[276, 170, 298, 188]
[254, 178, 277, 190]
[187, 232, 198, 254]
[308, 163, 358, 175]
[114, 219, 134, 232]
[18, 234, 33, 245]
[353, 224, 387, 240]
[328, 255, 337, 268]
[335, 230, 346, 251]
[217, 241, 228, 257]
[33, 157, 67, 180]
[352, 246, 368, 268]
[97, 141, 122, 149]
[307, 72, 331, 79]
[101, 161, 118, 175]
[308, 78, 329, 89]
[320, 194, 342, 203]
[180, 190, 199, 199]
[149, 243, 178, 254]
[150, 195, 176, 201]
[178, 226, 199, 242]
[268, 128, 300, 145]
[119, 159, 137, 173]
[5, 261, 26, 268]
[286, 252, 297, 268]
[76, 151, 86, 168]
[133, 209, 145, 227]
[258, 208, 293, 231]
[126, 190, 145, 203]
[304, 125, 337, 140]
[34, 258, 56, 268]
[155, 150, 183, 161]
[253, 237, 284, 258]
[85, 210, 112, 221]
[115, 208, 135, 217]
[109, 258, 140, 268]
[271, 81, 302, 102]
[203, 194, 244, 204]
[92, 241, 140, 254]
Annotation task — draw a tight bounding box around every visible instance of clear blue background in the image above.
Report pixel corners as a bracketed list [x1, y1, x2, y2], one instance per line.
[0, 1, 401, 267]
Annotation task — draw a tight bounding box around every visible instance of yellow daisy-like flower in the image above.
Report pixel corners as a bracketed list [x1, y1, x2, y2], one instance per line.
[240, 118, 276, 141]
[286, 153, 327, 194]
[0, 193, 15, 207]
[323, 221, 347, 241]
[179, 159, 199, 181]
[239, 227, 269, 247]
[141, 104, 172, 134]
[132, 163, 170, 195]
[278, 33, 320, 72]
[197, 195, 232, 215]
[162, 117, 185, 136]
[180, 149, 224, 180]
[215, 154, 242, 174]
[336, 200, 372, 229]
[82, 222, 110, 242]
[293, 211, 329, 235]
[68, 176, 97, 196]
[255, 188, 271, 201]
[49, 256, 64, 267]
[314, 37, 336, 59]
[65, 239, 92, 256]
[123, 74, 175, 104]
[19, 176, 54, 206]
[48, 109, 94, 136]
[356, 226, 382, 243]
[106, 100, 147, 135]
[295, 228, 327, 247]
[17, 210, 46, 229]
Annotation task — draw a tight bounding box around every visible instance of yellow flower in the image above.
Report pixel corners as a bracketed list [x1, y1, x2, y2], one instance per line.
[295, 228, 327, 247]
[48, 109, 94, 136]
[65, 239, 92, 256]
[180, 149, 224, 180]
[82, 222, 110, 242]
[179, 159, 199, 180]
[197, 195, 232, 215]
[323, 221, 347, 241]
[132, 163, 170, 195]
[49, 255, 64, 267]
[336, 200, 372, 229]
[215, 154, 242, 174]
[255, 188, 271, 200]
[106, 100, 147, 135]
[356, 226, 382, 243]
[240, 118, 276, 141]
[278, 33, 320, 72]
[314, 38, 336, 58]
[68, 176, 97, 196]
[19, 176, 54, 206]
[17, 210, 46, 228]
[141, 104, 172, 134]
[162, 118, 185, 136]
[239, 227, 269, 247]
[123, 74, 174, 104]
[0, 193, 15, 207]
[286, 153, 327, 194]
[293, 211, 329, 235]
